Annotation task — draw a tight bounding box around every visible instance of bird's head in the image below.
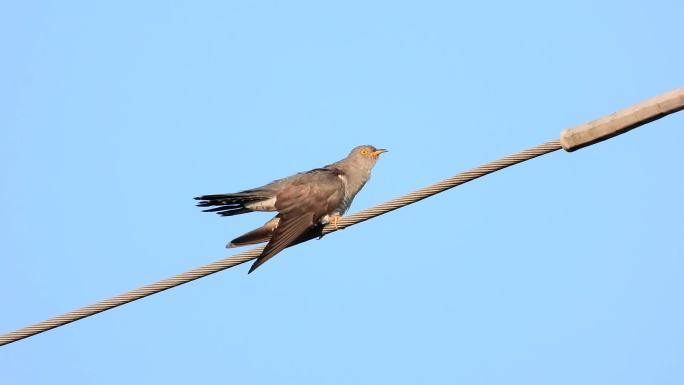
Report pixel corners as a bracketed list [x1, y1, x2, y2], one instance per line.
[349, 145, 388, 162]
[335, 145, 387, 175]
[330, 145, 387, 185]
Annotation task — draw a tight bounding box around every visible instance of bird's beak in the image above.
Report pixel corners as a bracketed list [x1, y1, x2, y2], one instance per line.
[372, 149, 388, 158]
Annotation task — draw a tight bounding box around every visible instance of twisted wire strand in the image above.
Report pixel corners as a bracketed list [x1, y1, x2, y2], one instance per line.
[328, 140, 562, 232]
[0, 139, 561, 347]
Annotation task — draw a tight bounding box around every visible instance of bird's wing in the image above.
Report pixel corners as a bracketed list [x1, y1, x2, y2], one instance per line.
[248, 213, 315, 273]
[248, 169, 346, 273]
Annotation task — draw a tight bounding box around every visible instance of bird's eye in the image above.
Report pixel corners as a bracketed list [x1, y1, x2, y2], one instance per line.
[360, 148, 370, 156]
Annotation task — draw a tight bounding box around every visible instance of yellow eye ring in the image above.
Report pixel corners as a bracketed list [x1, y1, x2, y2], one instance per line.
[360, 148, 370, 156]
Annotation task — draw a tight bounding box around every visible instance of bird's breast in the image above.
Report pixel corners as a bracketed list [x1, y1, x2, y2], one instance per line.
[335, 171, 369, 215]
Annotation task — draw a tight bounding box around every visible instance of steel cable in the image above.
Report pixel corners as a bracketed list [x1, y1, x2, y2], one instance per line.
[0, 140, 561, 346]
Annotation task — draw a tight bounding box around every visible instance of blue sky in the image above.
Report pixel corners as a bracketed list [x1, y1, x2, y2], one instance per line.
[2, 1, 683, 384]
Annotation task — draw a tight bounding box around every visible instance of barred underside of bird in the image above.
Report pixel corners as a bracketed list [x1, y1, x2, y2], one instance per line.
[195, 145, 387, 273]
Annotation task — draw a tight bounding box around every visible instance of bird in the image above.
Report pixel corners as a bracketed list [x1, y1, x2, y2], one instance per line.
[195, 145, 387, 273]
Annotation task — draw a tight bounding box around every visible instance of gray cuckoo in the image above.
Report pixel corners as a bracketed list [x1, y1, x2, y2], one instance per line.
[195, 145, 387, 273]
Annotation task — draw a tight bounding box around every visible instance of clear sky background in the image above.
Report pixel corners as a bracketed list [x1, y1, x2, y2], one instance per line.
[2, 1, 683, 384]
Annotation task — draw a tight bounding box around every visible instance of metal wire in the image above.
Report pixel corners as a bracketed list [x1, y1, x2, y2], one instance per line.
[0, 139, 562, 347]
[327, 140, 562, 232]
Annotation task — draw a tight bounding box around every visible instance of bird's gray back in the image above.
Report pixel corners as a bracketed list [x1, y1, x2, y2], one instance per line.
[273, 168, 347, 219]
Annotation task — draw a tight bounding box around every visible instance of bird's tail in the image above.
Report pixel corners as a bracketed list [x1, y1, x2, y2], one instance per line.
[194, 190, 272, 216]
[228, 217, 280, 248]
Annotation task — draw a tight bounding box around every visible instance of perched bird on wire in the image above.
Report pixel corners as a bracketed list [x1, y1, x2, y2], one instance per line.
[195, 145, 387, 273]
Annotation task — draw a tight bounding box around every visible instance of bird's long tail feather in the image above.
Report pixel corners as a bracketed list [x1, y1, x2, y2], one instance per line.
[194, 191, 271, 217]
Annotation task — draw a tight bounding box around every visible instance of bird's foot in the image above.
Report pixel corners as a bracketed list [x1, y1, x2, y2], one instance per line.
[330, 214, 341, 229]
